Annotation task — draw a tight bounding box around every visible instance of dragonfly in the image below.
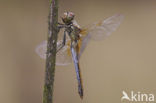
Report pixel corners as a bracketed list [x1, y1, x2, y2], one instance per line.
[35, 12, 124, 99]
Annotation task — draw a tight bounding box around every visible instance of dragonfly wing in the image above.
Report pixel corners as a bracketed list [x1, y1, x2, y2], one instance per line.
[56, 40, 72, 66]
[35, 40, 72, 66]
[78, 33, 91, 59]
[35, 40, 47, 59]
[88, 14, 124, 40]
[78, 14, 124, 57]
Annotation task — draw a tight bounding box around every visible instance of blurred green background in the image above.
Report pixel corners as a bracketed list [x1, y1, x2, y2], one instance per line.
[0, 0, 156, 103]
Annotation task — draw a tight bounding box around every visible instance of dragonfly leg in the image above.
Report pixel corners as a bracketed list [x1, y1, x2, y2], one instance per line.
[56, 30, 66, 52]
[58, 22, 65, 28]
[57, 22, 65, 33]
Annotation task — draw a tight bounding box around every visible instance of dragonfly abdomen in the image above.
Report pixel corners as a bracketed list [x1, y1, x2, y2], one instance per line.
[71, 47, 83, 99]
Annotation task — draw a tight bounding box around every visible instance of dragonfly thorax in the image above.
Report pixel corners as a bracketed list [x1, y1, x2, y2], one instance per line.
[65, 24, 81, 42]
[62, 12, 75, 25]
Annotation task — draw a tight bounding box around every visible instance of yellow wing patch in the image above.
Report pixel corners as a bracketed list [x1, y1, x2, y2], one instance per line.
[77, 37, 83, 54]
[66, 28, 88, 57]
[67, 41, 71, 56]
[66, 38, 83, 57]
[80, 29, 88, 36]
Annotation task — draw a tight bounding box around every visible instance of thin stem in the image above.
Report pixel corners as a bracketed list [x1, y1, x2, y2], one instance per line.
[43, 0, 58, 103]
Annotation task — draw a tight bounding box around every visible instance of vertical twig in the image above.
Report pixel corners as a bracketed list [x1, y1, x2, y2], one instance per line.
[43, 0, 58, 103]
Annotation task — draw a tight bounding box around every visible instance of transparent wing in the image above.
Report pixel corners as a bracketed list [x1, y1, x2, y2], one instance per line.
[85, 14, 124, 40]
[78, 33, 91, 58]
[35, 40, 47, 59]
[35, 40, 72, 66]
[79, 14, 124, 56]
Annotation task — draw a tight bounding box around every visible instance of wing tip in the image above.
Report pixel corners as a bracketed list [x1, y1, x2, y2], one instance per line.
[35, 41, 47, 59]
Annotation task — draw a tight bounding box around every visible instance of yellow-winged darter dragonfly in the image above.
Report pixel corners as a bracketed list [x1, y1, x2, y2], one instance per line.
[36, 12, 124, 99]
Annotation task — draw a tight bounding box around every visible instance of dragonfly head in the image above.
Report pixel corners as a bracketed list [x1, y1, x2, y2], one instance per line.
[62, 12, 75, 25]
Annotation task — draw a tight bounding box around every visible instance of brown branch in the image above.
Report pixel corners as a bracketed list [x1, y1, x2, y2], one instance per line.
[43, 0, 58, 103]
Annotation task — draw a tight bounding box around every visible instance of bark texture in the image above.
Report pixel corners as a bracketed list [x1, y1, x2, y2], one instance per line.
[43, 0, 58, 103]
